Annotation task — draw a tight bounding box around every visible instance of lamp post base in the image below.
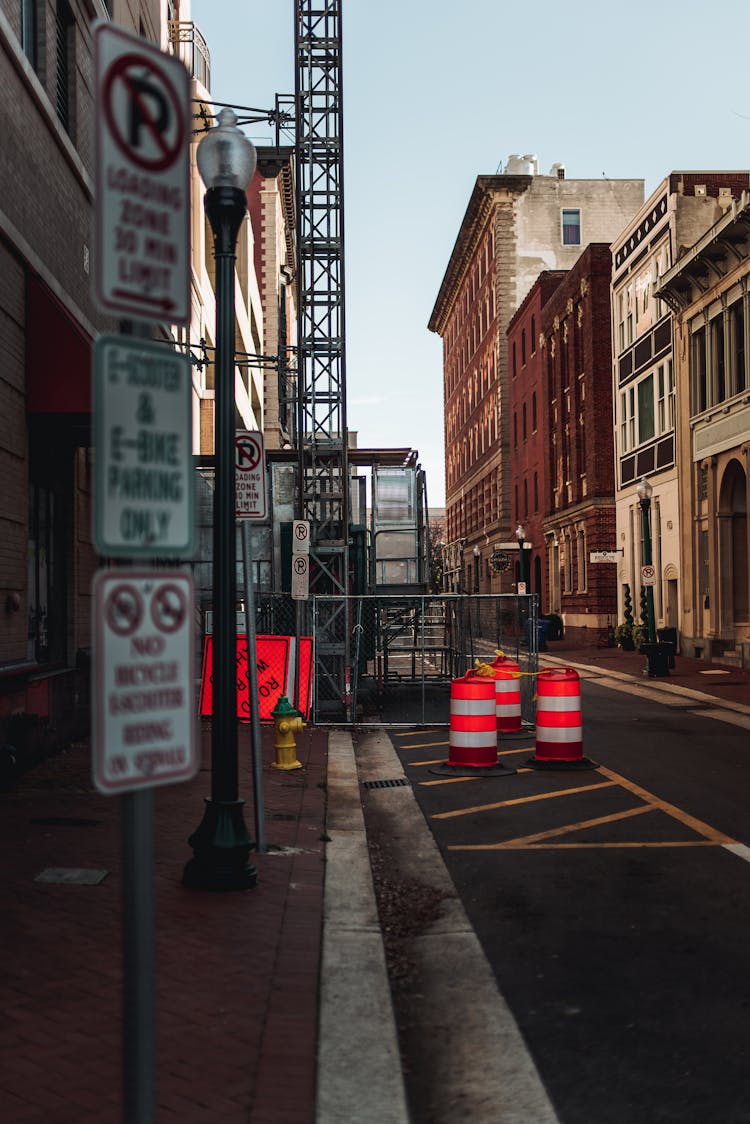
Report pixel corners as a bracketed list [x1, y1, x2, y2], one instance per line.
[183, 799, 258, 892]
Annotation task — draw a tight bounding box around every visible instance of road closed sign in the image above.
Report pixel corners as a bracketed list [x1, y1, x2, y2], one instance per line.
[93, 570, 197, 793]
[94, 22, 190, 323]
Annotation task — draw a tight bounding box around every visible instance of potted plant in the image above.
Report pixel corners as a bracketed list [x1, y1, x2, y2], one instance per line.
[614, 622, 635, 650]
[615, 585, 636, 649]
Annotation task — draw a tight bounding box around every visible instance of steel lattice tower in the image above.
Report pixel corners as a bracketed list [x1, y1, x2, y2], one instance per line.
[295, 1, 350, 715]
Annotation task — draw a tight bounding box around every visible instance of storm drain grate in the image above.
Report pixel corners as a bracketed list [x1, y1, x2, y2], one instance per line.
[363, 777, 410, 790]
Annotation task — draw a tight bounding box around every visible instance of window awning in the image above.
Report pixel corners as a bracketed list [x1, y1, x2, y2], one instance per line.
[26, 275, 92, 414]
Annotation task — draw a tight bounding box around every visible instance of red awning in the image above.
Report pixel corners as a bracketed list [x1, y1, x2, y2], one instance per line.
[26, 275, 92, 414]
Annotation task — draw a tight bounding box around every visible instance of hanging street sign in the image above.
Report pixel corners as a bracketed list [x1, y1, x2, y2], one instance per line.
[93, 21, 190, 324]
[235, 431, 267, 519]
[93, 335, 195, 558]
[490, 549, 511, 573]
[291, 554, 310, 601]
[292, 520, 311, 554]
[93, 570, 197, 793]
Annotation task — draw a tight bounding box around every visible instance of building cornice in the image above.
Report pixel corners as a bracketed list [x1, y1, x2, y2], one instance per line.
[428, 174, 532, 335]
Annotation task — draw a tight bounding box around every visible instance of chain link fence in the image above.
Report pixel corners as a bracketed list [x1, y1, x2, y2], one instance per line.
[249, 593, 540, 726]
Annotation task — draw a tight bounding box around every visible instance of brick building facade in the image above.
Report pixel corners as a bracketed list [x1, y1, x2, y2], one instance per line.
[429, 160, 642, 595]
[507, 271, 565, 604]
[540, 245, 619, 643]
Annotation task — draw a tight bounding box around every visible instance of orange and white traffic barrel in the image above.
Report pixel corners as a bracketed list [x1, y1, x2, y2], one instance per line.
[526, 668, 595, 770]
[490, 654, 523, 734]
[430, 673, 515, 777]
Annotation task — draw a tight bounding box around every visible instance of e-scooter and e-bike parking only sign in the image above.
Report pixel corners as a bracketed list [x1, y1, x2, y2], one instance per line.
[94, 22, 190, 324]
[93, 570, 197, 794]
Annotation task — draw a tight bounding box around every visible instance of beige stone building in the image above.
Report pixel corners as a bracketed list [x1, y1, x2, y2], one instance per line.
[429, 156, 643, 593]
[610, 172, 749, 651]
[656, 191, 750, 666]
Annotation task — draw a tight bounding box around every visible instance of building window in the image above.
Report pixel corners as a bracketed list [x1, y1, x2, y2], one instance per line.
[532, 392, 537, 431]
[710, 314, 726, 404]
[55, 0, 75, 135]
[513, 412, 518, 448]
[691, 324, 707, 415]
[21, 0, 37, 67]
[512, 341, 517, 377]
[28, 480, 66, 665]
[638, 373, 655, 444]
[531, 315, 536, 353]
[699, 529, 710, 596]
[521, 329, 527, 366]
[729, 299, 746, 394]
[561, 209, 581, 246]
[534, 472, 539, 512]
[577, 527, 587, 592]
[522, 403, 527, 441]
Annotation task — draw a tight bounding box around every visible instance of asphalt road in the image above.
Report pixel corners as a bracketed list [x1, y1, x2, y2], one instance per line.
[389, 678, 750, 1124]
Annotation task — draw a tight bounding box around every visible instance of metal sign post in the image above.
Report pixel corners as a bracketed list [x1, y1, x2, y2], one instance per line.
[292, 521, 310, 711]
[93, 569, 197, 1124]
[242, 524, 266, 854]
[93, 22, 190, 324]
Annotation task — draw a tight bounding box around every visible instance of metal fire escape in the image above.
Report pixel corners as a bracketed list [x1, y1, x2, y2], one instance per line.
[294, 1, 350, 717]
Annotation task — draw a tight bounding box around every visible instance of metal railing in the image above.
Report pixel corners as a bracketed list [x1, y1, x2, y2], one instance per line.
[168, 21, 210, 91]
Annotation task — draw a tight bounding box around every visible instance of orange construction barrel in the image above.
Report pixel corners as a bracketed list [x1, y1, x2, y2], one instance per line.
[490, 654, 523, 734]
[430, 673, 516, 777]
[526, 668, 596, 770]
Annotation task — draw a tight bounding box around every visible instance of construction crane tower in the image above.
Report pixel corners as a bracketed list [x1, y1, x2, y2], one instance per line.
[294, 1, 350, 716]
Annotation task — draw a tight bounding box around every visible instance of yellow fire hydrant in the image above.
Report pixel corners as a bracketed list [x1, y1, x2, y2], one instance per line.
[271, 695, 305, 771]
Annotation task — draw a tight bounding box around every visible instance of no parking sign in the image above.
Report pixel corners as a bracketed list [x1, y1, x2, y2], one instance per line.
[94, 22, 190, 323]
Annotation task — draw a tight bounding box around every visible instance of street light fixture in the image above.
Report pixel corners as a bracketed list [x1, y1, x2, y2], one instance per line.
[515, 524, 526, 589]
[472, 544, 481, 634]
[636, 476, 657, 645]
[184, 109, 258, 892]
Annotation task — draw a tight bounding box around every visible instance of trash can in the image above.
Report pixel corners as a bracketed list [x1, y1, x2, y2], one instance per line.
[525, 619, 549, 651]
[657, 628, 677, 669]
[641, 642, 671, 678]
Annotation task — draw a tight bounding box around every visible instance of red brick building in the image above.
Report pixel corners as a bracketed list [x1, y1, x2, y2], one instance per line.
[540, 244, 618, 643]
[507, 272, 565, 603]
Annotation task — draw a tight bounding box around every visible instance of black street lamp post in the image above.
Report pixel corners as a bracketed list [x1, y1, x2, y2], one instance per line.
[636, 476, 670, 678]
[636, 477, 657, 644]
[184, 110, 258, 892]
[515, 524, 527, 590]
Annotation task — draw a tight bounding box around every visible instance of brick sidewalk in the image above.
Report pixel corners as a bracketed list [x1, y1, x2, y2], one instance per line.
[542, 636, 750, 709]
[0, 721, 327, 1123]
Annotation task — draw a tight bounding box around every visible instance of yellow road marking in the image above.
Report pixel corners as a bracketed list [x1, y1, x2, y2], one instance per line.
[421, 768, 533, 786]
[597, 765, 734, 844]
[433, 780, 616, 819]
[449, 804, 655, 848]
[399, 740, 448, 750]
[454, 841, 725, 851]
[410, 747, 533, 768]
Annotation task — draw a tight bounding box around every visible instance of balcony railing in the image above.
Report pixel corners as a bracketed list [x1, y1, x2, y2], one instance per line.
[168, 21, 210, 92]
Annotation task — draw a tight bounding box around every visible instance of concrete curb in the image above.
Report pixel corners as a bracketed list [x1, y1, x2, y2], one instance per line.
[316, 730, 410, 1124]
[541, 653, 750, 718]
[356, 729, 561, 1124]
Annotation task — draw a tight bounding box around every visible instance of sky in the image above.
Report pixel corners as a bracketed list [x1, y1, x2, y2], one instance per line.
[190, 0, 750, 507]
